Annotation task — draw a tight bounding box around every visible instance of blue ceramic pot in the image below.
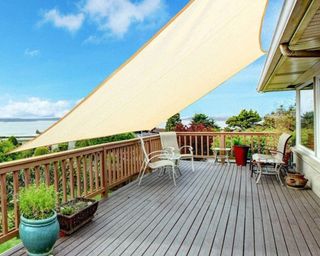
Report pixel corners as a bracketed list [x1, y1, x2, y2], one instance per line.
[19, 211, 59, 256]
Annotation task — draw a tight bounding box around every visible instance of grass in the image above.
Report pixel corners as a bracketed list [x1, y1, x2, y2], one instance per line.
[0, 237, 21, 254]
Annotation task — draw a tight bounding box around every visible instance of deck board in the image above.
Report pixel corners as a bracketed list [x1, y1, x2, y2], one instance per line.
[3, 161, 320, 256]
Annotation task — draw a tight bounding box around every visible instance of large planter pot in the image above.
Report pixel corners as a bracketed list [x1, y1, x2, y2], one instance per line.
[19, 211, 59, 256]
[233, 145, 250, 166]
[58, 197, 98, 235]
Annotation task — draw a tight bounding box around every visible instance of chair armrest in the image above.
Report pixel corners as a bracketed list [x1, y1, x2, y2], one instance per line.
[148, 150, 172, 157]
[269, 150, 283, 156]
[179, 145, 193, 154]
[148, 151, 174, 162]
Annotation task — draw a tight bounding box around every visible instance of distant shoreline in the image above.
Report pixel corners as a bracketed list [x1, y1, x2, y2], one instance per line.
[0, 118, 59, 122]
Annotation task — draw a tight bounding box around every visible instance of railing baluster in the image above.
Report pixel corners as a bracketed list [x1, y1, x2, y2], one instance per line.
[123, 148, 127, 180]
[69, 158, 75, 199]
[53, 162, 59, 203]
[24, 168, 30, 187]
[101, 149, 107, 197]
[61, 160, 67, 203]
[83, 156, 88, 196]
[89, 155, 94, 193]
[0, 174, 8, 235]
[195, 135, 198, 156]
[13, 171, 19, 229]
[112, 149, 116, 184]
[44, 164, 50, 186]
[76, 157, 82, 197]
[94, 153, 99, 191]
[34, 166, 40, 186]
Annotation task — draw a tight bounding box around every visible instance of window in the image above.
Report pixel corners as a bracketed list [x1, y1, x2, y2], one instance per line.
[299, 83, 314, 151]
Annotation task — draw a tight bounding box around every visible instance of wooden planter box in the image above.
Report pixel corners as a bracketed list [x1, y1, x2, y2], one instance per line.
[57, 198, 98, 235]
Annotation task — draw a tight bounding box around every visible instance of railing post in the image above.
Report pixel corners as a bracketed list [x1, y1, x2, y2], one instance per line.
[220, 133, 226, 164]
[101, 148, 108, 198]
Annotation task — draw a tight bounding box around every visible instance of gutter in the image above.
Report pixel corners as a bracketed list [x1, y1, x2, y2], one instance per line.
[279, 43, 320, 58]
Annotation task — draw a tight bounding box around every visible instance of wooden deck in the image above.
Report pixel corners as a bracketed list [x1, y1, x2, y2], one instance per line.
[4, 161, 320, 256]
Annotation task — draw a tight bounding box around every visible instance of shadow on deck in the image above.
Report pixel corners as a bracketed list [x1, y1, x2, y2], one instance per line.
[4, 161, 320, 256]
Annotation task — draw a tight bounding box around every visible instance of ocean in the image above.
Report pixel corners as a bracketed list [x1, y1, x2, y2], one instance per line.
[0, 118, 226, 138]
[0, 120, 56, 137]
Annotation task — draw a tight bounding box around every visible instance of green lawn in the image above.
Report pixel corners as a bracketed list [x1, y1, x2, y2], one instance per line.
[0, 237, 21, 254]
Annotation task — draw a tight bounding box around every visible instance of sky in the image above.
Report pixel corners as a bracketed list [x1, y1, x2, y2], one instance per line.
[0, 0, 294, 120]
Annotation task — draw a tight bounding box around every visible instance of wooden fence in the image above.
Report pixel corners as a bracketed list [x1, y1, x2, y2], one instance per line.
[0, 132, 276, 243]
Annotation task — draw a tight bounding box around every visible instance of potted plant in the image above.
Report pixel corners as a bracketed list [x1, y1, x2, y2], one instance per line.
[57, 197, 98, 235]
[19, 184, 59, 256]
[233, 137, 250, 166]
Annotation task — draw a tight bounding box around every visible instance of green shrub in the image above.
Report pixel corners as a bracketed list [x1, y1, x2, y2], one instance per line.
[75, 133, 135, 148]
[33, 147, 49, 156]
[60, 206, 74, 216]
[8, 136, 19, 146]
[19, 184, 56, 220]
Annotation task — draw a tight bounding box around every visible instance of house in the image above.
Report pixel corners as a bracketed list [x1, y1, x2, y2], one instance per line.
[258, 0, 320, 197]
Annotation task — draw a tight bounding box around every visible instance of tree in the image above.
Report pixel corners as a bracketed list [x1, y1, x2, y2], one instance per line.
[191, 113, 220, 130]
[301, 111, 314, 129]
[263, 105, 295, 132]
[226, 109, 261, 130]
[165, 113, 182, 131]
[8, 136, 19, 146]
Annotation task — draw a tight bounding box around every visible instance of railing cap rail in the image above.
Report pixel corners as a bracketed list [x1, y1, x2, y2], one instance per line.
[0, 134, 159, 169]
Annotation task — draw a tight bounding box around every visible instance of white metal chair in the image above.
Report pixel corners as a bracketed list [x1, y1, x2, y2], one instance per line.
[138, 137, 178, 186]
[251, 133, 292, 184]
[159, 132, 195, 172]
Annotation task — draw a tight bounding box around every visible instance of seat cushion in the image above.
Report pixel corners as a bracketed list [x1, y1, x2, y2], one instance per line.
[149, 160, 174, 169]
[252, 153, 283, 164]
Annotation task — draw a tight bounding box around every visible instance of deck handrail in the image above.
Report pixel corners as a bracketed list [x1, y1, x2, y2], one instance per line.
[0, 131, 277, 244]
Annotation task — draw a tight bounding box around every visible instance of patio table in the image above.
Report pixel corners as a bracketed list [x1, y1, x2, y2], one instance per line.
[211, 147, 231, 164]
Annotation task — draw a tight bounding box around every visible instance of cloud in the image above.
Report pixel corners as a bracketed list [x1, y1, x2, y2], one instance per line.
[82, 35, 105, 45]
[84, 0, 163, 37]
[40, 0, 166, 38]
[0, 97, 75, 118]
[41, 9, 85, 32]
[24, 48, 40, 57]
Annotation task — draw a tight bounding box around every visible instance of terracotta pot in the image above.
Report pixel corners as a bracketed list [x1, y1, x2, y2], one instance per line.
[233, 145, 250, 166]
[285, 173, 308, 188]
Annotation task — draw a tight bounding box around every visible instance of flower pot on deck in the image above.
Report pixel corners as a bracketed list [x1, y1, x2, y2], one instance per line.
[57, 197, 98, 235]
[233, 145, 250, 166]
[19, 211, 59, 256]
[285, 173, 308, 188]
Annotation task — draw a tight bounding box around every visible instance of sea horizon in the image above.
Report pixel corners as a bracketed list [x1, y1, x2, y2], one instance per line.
[0, 116, 227, 137]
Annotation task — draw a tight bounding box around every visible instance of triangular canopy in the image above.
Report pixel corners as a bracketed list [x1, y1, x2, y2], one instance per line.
[15, 0, 267, 152]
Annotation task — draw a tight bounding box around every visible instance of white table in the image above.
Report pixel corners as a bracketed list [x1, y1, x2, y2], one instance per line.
[211, 147, 231, 164]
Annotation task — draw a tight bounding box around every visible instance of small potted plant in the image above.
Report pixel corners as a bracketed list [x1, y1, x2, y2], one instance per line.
[233, 137, 250, 166]
[57, 197, 98, 235]
[19, 184, 59, 256]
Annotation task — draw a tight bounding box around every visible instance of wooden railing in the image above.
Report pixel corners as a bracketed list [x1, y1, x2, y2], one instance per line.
[0, 132, 277, 243]
[0, 135, 161, 243]
[176, 132, 279, 158]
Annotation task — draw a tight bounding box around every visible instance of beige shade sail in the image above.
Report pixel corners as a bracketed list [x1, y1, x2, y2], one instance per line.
[14, 0, 267, 152]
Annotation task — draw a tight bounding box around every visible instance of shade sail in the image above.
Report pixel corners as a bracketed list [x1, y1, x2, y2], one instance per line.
[14, 0, 267, 152]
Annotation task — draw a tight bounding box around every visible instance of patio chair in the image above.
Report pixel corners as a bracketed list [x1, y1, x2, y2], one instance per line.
[251, 133, 292, 185]
[138, 137, 178, 186]
[160, 132, 195, 172]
